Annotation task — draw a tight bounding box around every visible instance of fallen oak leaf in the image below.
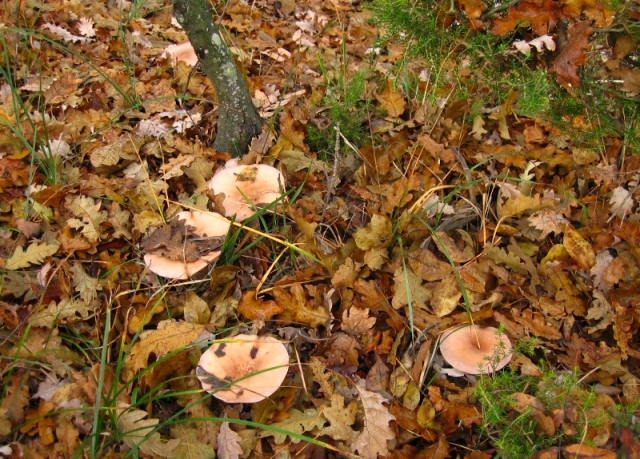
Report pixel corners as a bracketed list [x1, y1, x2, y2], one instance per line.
[611, 67, 640, 97]
[272, 284, 331, 328]
[351, 378, 396, 459]
[562, 443, 616, 459]
[609, 186, 635, 220]
[491, 0, 563, 36]
[217, 422, 242, 459]
[259, 408, 326, 444]
[562, 224, 596, 270]
[376, 81, 406, 120]
[4, 241, 60, 270]
[317, 393, 358, 442]
[122, 320, 205, 381]
[342, 307, 376, 336]
[116, 402, 180, 457]
[30, 298, 95, 328]
[550, 22, 593, 93]
[170, 425, 216, 459]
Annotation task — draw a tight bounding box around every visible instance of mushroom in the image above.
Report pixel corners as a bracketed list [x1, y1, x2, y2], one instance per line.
[143, 210, 230, 279]
[439, 325, 512, 375]
[174, 210, 230, 238]
[163, 41, 198, 67]
[207, 164, 284, 221]
[196, 334, 289, 403]
[144, 251, 219, 280]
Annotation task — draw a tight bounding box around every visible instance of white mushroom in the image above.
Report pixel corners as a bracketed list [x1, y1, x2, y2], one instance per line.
[207, 164, 284, 221]
[439, 325, 512, 375]
[196, 334, 289, 403]
[143, 211, 229, 279]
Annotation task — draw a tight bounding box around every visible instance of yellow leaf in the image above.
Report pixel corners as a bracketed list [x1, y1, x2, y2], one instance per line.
[430, 273, 462, 317]
[562, 225, 595, 270]
[354, 214, 392, 250]
[116, 402, 180, 457]
[123, 320, 205, 381]
[5, 241, 60, 270]
[392, 266, 431, 310]
[375, 81, 406, 120]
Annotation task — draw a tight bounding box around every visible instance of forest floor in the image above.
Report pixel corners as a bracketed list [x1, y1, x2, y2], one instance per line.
[1, 0, 639, 458]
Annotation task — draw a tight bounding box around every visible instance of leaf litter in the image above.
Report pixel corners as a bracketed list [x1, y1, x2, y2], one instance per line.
[0, 0, 639, 458]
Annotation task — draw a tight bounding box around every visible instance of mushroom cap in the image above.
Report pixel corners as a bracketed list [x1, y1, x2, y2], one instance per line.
[176, 210, 230, 238]
[144, 250, 220, 280]
[207, 164, 284, 221]
[439, 325, 512, 375]
[144, 211, 228, 279]
[163, 41, 198, 66]
[196, 334, 289, 403]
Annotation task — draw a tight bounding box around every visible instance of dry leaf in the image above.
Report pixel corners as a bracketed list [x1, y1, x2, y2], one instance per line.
[317, 393, 358, 441]
[238, 290, 283, 321]
[354, 214, 392, 250]
[170, 426, 216, 459]
[4, 241, 60, 270]
[610, 67, 640, 96]
[272, 284, 331, 328]
[609, 186, 634, 219]
[123, 320, 205, 381]
[562, 444, 616, 459]
[217, 423, 242, 459]
[430, 272, 462, 317]
[116, 402, 180, 457]
[491, 0, 563, 36]
[66, 195, 108, 243]
[70, 262, 102, 305]
[408, 248, 452, 281]
[259, 408, 326, 444]
[30, 298, 95, 328]
[351, 378, 396, 459]
[551, 22, 593, 92]
[342, 307, 376, 336]
[376, 81, 406, 120]
[562, 225, 596, 270]
[392, 266, 432, 310]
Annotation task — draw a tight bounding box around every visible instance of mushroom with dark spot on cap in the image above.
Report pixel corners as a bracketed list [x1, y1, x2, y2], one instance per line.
[439, 325, 512, 375]
[196, 334, 289, 403]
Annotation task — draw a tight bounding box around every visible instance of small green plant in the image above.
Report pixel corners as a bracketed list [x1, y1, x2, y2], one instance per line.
[475, 364, 610, 458]
[370, 0, 640, 152]
[306, 64, 370, 160]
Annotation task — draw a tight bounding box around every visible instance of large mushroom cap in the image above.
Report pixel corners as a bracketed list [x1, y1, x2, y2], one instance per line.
[175, 210, 230, 238]
[163, 41, 198, 67]
[196, 334, 289, 403]
[143, 251, 220, 280]
[207, 164, 284, 221]
[143, 211, 228, 279]
[439, 325, 512, 375]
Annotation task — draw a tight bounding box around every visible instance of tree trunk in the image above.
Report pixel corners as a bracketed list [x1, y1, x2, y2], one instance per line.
[172, 0, 263, 156]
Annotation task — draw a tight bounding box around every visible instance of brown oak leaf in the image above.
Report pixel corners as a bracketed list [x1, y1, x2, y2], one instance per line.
[491, 0, 563, 36]
[550, 22, 593, 93]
